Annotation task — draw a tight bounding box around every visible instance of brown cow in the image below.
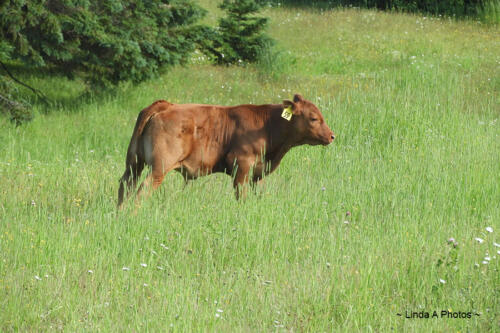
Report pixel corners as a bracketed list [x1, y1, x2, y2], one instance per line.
[117, 94, 335, 207]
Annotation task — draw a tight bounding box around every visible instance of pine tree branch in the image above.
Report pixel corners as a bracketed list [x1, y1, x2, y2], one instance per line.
[0, 93, 25, 109]
[0, 61, 52, 105]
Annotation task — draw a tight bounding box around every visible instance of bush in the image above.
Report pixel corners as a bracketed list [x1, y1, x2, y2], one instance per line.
[256, 42, 296, 80]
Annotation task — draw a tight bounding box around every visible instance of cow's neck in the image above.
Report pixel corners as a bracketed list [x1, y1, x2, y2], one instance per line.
[265, 106, 297, 165]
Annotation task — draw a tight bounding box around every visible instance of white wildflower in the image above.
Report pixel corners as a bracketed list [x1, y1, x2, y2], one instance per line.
[494, 242, 500, 248]
[122, 267, 130, 271]
[439, 279, 446, 284]
[34, 275, 42, 281]
[140, 263, 147, 267]
[475, 237, 484, 244]
[486, 227, 493, 233]
[482, 260, 489, 265]
[87, 270, 94, 274]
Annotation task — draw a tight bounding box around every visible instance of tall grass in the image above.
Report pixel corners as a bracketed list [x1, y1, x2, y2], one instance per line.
[0, 5, 499, 331]
[478, 0, 500, 24]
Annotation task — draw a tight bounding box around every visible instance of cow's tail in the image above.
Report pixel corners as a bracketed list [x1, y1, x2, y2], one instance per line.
[117, 100, 169, 208]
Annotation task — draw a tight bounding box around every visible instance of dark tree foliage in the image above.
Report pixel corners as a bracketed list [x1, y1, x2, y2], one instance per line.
[0, 0, 275, 124]
[362, 0, 488, 16]
[0, 0, 206, 87]
[260, 0, 490, 17]
[199, 0, 272, 65]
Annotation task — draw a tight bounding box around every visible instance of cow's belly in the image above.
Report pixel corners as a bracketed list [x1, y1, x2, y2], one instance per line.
[175, 163, 213, 179]
[176, 147, 225, 179]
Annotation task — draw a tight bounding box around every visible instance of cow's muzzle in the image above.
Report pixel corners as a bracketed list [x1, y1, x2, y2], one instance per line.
[324, 131, 335, 145]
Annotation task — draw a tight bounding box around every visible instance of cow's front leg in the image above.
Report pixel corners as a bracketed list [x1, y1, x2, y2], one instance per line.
[233, 158, 255, 200]
[251, 160, 271, 195]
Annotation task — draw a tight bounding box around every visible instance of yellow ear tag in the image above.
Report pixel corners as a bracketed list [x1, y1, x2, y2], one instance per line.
[281, 106, 293, 121]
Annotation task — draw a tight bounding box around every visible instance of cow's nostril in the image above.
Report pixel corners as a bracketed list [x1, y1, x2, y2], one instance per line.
[331, 135, 335, 140]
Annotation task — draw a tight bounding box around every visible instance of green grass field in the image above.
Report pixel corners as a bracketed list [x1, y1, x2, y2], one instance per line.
[1, 4, 499, 331]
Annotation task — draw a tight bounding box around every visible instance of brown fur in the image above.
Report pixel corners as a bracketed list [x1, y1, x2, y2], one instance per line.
[117, 94, 335, 207]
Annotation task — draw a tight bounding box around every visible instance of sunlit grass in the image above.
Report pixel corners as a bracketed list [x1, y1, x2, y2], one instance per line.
[0, 5, 499, 332]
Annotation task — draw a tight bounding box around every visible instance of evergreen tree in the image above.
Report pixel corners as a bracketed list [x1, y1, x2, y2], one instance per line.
[0, 0, 207, 124]
[0, 0, 206, 87]
[0, 0, 274, 124]
[200, 0, 272, 65]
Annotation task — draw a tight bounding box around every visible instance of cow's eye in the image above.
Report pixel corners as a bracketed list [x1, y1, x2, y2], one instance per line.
[310, 118, 318, 122]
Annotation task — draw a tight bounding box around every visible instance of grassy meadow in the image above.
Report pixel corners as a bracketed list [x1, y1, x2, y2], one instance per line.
[1, 3, 499, 331]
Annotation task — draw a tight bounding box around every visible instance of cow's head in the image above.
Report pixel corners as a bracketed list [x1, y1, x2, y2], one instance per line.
[283, 94, 335, 146]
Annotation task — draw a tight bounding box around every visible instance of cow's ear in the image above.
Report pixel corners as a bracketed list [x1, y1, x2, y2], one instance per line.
[283, 100, 294, 108]
[293, 94, 304, 103]
[283, 100, 301, 115]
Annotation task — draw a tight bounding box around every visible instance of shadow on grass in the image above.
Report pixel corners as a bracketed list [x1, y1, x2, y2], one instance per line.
[1, 62, 127, 117]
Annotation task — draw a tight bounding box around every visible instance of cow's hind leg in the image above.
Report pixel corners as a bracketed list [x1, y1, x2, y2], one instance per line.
[117, 159, 145, 208]
[117, 170, 129, 208]
[135, 152, 181, 205]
